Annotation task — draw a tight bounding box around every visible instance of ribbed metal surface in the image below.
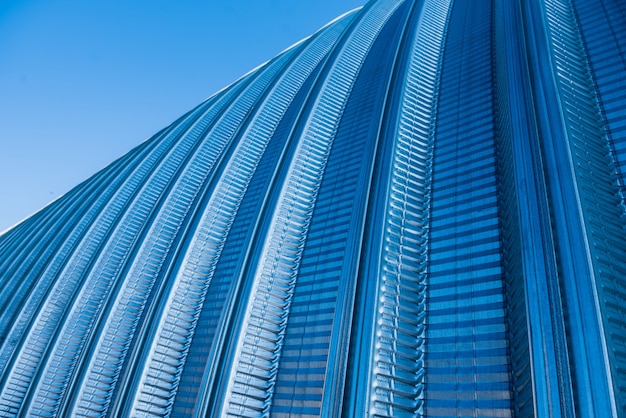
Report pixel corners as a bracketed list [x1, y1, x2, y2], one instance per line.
[0, 0, 625, 416]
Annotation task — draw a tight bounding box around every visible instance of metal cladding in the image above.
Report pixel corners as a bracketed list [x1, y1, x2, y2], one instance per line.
[1, 0, 625, 416]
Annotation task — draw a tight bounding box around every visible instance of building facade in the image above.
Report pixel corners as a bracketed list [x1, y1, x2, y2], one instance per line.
[0, 0, 625, 416]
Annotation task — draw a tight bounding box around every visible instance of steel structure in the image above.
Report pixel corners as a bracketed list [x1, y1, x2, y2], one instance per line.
[1, 0, 625, 416]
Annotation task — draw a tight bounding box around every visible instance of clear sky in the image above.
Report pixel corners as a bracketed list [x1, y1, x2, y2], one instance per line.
[0, 0, 365, 232]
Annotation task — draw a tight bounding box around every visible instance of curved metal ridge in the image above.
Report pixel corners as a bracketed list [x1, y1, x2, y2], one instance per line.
[0, 95, 218, 392]
[122, 17, 350, 418]
[538, 0, 626, 414]
[492, 1, 572, 415]
[217, 2, 407, 416]
[366, 1, 452, 416]
[62, 50, 299, 418]
[0, 102, 213, 375]
[0, 72, 252, 417]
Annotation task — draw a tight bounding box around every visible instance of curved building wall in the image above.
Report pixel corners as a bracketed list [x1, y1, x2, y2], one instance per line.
[0, 0, 625, 416]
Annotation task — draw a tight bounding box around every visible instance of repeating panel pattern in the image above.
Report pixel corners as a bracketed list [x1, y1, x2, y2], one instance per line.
[219, 2, 406, 415]
[0, 1, 625, 417]
[424, 1, 512, 416]
[366, 0, 451, 416]
[535, 0, 626, 413]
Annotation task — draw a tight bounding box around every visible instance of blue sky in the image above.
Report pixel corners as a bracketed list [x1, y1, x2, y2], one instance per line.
[0, 0, 364, 232]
